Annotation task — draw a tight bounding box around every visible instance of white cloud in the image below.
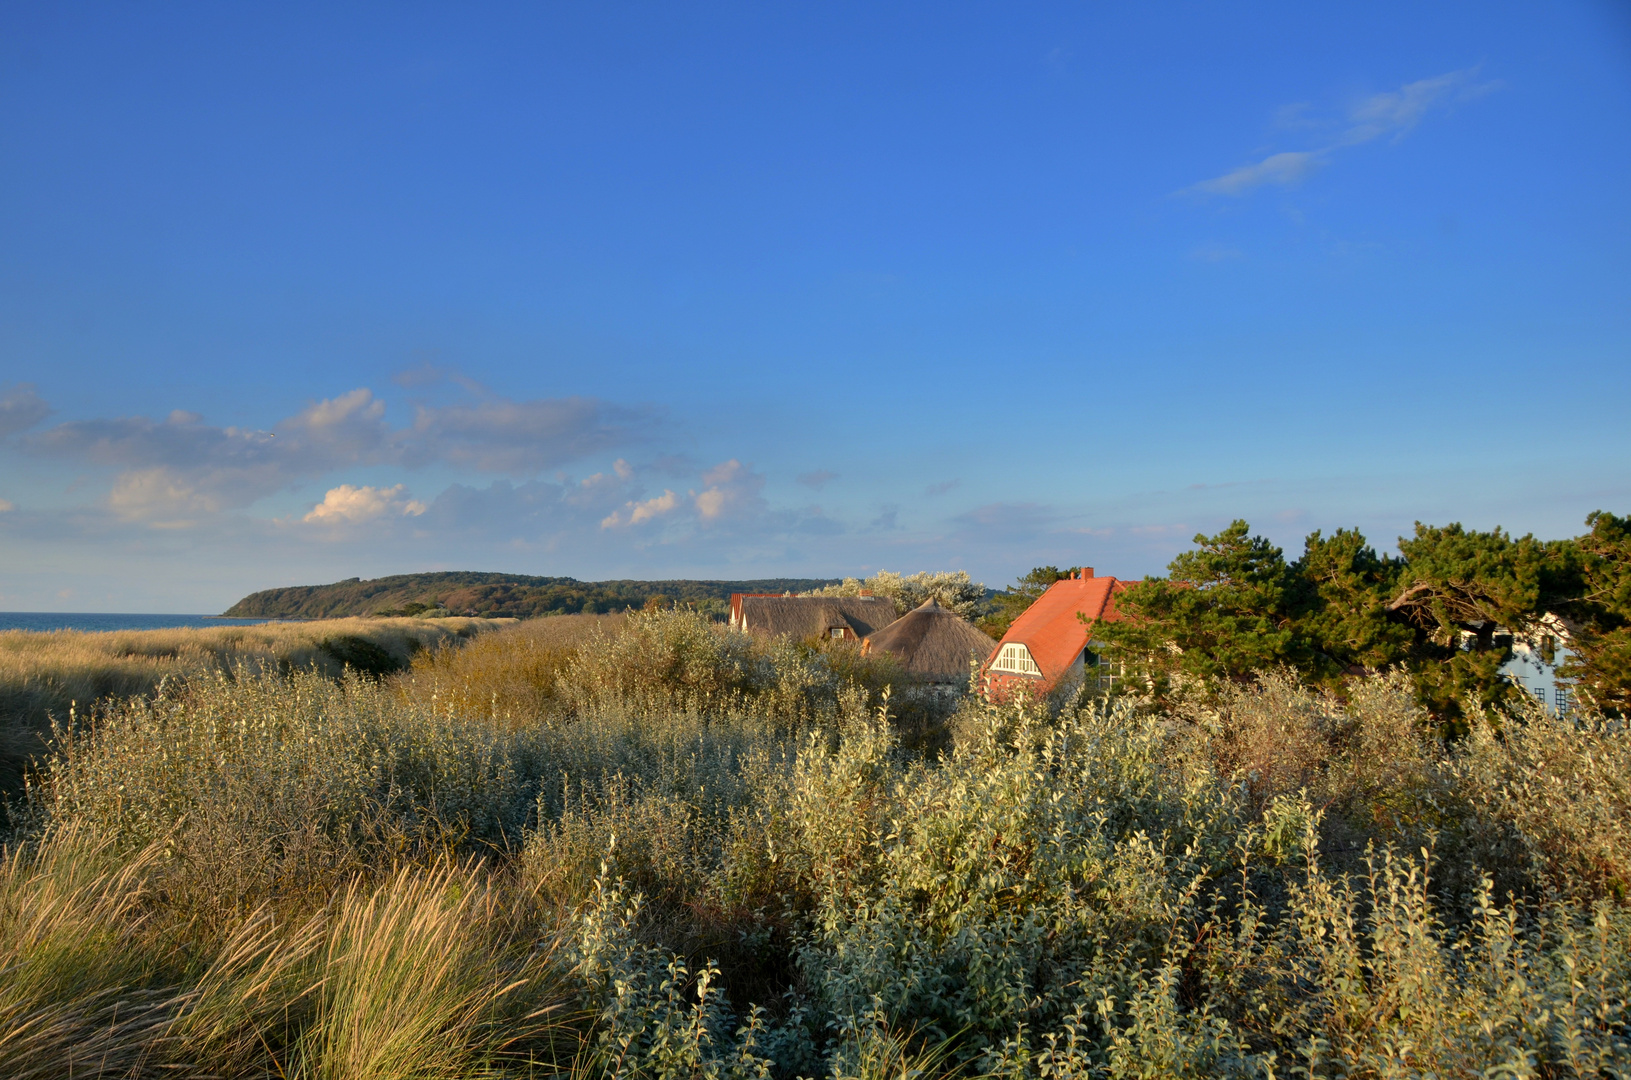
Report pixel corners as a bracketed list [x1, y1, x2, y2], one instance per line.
[296, 387, 384, 430]
[302, 484, 427, 525]
[2, 382, 843, 563]
[0, 499, 14, 513]
[695, 488, 728, 520]
[1341, 71, 1486, 145]
[600, 489, 679, 529]
[1188, 68, 1497, 198]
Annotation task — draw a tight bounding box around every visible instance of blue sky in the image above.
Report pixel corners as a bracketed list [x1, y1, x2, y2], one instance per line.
[1, 2, 1628, 611]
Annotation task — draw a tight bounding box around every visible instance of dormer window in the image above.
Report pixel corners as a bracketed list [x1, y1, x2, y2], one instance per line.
[991, 642, 1041, 675]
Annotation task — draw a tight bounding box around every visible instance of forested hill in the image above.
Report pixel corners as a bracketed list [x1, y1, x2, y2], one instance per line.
[222, 572, 840, 620]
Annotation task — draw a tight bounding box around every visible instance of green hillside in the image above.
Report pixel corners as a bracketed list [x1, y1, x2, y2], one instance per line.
[222, 571, 840, 620]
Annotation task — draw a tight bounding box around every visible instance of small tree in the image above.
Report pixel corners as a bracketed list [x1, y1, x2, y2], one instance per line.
[805, 570, 987, 620]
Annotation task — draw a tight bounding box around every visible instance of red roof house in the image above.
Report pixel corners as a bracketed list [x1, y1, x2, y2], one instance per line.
[984, 567, 1136, 699]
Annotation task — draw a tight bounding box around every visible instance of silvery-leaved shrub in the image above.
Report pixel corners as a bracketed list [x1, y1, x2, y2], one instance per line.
[572, 855, 773, 1080]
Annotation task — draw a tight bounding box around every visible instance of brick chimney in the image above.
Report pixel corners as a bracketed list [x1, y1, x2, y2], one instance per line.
[1080, 567, 1094, 580]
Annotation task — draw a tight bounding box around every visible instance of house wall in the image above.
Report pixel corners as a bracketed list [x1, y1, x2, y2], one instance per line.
[1499, 636, 1577, 714]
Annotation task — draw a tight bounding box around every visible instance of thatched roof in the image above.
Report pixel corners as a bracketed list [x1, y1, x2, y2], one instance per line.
[739, 595, 898, 639]
[862, 599, 996, 683]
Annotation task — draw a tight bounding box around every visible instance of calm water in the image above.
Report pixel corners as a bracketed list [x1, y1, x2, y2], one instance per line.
[0, 612, 281, 633]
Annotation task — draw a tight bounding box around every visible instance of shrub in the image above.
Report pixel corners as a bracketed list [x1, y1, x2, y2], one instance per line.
[6, 609, 1630, 1078]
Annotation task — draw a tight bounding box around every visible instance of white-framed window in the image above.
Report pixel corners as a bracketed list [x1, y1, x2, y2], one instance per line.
[830, 627, 847, 640]
[1555, 686, 1575, 713]
[1084, 647, 1122, 692]
[991, 642, 1041, 676]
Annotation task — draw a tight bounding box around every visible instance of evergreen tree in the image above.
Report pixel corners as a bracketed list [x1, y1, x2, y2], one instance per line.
[1558, 510, 1631, 715]
[1284, 528, 1414, 682]
[1093, 513, 1631, 724]
[1094, 520, 1302, 687]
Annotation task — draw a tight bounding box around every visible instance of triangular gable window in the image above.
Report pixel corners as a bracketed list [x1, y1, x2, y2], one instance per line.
[991, 642, 1041, 676]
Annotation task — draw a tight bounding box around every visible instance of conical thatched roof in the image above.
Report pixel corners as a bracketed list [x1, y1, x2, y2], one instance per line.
[862, 599, 996, 683]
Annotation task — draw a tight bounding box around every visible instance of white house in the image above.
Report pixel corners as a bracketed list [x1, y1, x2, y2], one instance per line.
[1495, 613, 1577, 715]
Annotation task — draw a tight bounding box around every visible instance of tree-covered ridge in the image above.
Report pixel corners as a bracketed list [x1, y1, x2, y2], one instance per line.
[1091, 510, 1631, 722]
[223, 571, 840, 620]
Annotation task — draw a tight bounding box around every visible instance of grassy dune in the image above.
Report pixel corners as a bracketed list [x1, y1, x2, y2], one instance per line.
[2, 609, 1627, 1077]
[0, 617, 509, 811]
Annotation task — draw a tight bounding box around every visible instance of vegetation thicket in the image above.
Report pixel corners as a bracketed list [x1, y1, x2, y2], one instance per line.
[1092, 511, 1631, 724]
[2, 595, 1627, 1077]
[223, 572, 842, 621]
[0, 617, 506, 817]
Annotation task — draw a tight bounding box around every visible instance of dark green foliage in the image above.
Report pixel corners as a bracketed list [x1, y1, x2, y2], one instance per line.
[318, 635, 407, 679]
[223, 571, 840, 620]
[1559, 510, 1631, 714]
[1383, 522, 1579, 722]
[1096, 512, 1631, 722]
[1093, 521, 1304, 690]
[1292, 527, 1413, 674]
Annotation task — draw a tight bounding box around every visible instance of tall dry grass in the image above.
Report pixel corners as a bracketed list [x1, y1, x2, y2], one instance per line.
[0, 829, 573, 1079]
[398, 612, 626, 725]
[0, 616, 507, 814]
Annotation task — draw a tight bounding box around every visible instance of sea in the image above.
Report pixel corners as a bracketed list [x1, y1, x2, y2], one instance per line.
[0, 612, 281, 633]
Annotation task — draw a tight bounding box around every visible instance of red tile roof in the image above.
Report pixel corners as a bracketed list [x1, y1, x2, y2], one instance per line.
[986, 570, 1135, 695]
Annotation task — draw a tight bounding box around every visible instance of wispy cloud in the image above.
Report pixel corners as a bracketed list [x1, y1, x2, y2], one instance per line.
[925, 479, 961, 496]
[1188, 243, 1244, 263]
[1188, 68, 1499, 197]
[1193, 151, 1325, 197]
[797, 469, 838, 490]
[694, 459, 766, 524]
[0, 384, 52, 438]
[12, 384, 653, 524]
[404, 396, 653, 474]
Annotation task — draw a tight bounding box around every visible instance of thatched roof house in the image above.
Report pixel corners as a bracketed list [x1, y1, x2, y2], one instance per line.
[861, 599, 996, 684]
[735, 595, 898, 641]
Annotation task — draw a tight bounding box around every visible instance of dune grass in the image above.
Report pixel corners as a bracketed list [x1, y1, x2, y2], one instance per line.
[2, 608, 1627, 1077]
[0, 616, 507, 815]
[397, 612, 627, 726]
[0, 829, 573, 1079]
